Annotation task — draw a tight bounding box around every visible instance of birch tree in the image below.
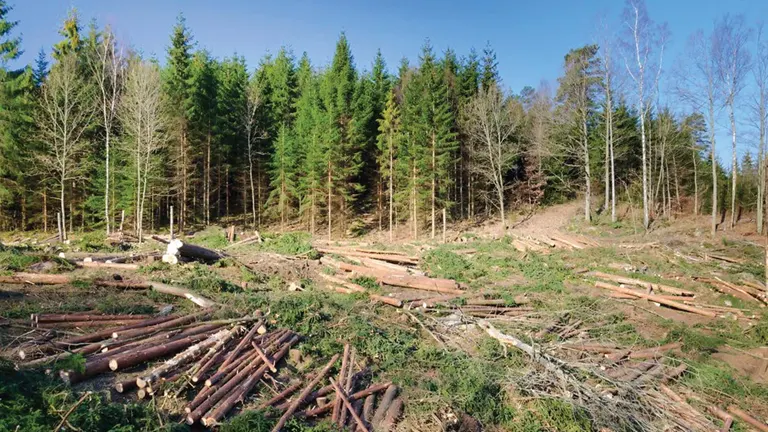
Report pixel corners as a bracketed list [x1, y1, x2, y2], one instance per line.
[753, 23, 768, 233]
[461, 83, 521, 234]
[36, 53, 94, 240]
[621, 0, 667, 230]
[556, 45, 601, 222]
[242, 78, 261, 228]
[121, 58, 167, 241]
[88, 26, 123, 234]
[713, 14, 751, 229]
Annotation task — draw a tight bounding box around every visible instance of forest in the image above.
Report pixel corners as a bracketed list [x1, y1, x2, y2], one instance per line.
[0, 1, 764, 241]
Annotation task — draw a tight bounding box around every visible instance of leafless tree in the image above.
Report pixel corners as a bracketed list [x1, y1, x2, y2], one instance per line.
[462, 84, 523, 234]
[751, 23, 768, 234]
[597, 15, 620, 222]
[527, 81, 554, 174]
[621, 0, 668, 230]
[121, 58, 167, 242]
[242, 79, 262, 229]
[713, 14, 752, 229]
[674, 30, 720, 234]
[36, 54, 95, 241]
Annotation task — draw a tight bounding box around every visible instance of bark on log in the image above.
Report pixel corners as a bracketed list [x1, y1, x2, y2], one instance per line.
[329, 378, 370, 432]
[594, 282, 716, 317]
[706, 405, 733, 432]
[380, 397, 404, 432]
[372, 385, 399, 426]
[201, 336, 298, 426]
[35, 313, 151, 323]
[661, 364, 688, 383]
[219, 320, 264, 370]
[317, 246, 418, 265]
[271, 353, 340, 432]
[164, 239, 222, 263]
[324, 258, 461, 294]
[728, 406, 768, 432]
[137, 328, 232, 388]
[189, 326, 242, 381]
[589, 271, 695, 296]
[296, 382, 391, 418]
[0, 273, 71, 285]
[112, 311, 209, 340]
[256, 381, 302, 410]
[359, 257, 424, 276]
[55, 314, 179, 347]
[37, 319, 147, 329]
[251, 340, 277, 372]
[93, 280, 152, 289]
[318, 272, 403, 307]
[187, 334, 295, 424]
[332, 344, 351, 423]
[108, 333, 210, 371]
[115, 377, 138, 393]
[628, 342, 682, 360]
[362, 394, 376, 428]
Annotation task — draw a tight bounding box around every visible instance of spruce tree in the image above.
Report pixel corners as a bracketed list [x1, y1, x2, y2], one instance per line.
[377, 89, 401, 240]
[189, 49, 218, 225]
[52, 8, 82, 60]
[320, 33, 359, 239]
[216, 56, 247, 218]
[294, 54, 324, 233]
[164, 14, 194, 229]
[481, 42, 499, 91]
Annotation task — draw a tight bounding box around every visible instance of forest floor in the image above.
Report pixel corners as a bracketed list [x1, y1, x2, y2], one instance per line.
[1, 201, 768, 431]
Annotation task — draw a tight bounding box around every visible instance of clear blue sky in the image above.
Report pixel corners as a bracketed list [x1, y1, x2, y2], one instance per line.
[7, 0, 768, 161]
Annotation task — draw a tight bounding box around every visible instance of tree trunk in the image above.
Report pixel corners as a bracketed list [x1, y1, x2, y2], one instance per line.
[389, 135, 394, 242]
[60, 178, 67, 241]
[693, 148, 699, 215]
[710, 103, 718, 235]
[105, 126, 111, 235]
[730, 104, 738, 229]
[583, 117, 591, 222]
[431, 133, 436, 239]
[328, 160, 333, 241]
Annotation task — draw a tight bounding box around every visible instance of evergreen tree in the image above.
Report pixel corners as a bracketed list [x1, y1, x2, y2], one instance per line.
[320, 33, 360, 239]
[377, 89, 401, 240]
[52, 8, 82, 60]
[164, 14, 194, 229]
[189, 49, 218, 225]
[266, 123, 298, 229]
[481, 42, 499, 91]
[216, 55, 248, 218]
[32, 48, 48, 88]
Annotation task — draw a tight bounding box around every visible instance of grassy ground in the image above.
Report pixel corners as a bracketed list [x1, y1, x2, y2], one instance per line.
[1, 213, 767, 431]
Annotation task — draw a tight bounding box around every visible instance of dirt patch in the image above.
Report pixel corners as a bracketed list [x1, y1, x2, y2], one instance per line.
[713, 346, 768, 384]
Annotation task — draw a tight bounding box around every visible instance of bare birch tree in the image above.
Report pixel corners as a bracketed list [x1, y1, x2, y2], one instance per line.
[121, 58, 167, 242]
[752, 23, 768, 234]
[88, 26, 124, 235]
[242, 79, 261, 228]
[36, 54, 95, 241]
[462, 84, 522, 234]
[713, 14, 751, 229]
[597, 16, 620, 222]
[621, 0, 667, 230]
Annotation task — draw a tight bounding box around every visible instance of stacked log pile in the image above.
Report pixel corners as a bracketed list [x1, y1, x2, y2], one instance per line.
[10, 310, 403, 429]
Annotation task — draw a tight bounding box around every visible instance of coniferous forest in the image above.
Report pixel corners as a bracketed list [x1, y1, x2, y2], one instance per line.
[0, 2, 766, 239]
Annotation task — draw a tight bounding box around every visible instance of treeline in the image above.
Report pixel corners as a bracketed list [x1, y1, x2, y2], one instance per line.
[0, 1, 764, 239]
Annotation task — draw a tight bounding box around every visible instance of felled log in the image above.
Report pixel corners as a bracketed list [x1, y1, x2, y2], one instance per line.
[224, 231, 263, 249]
[115, 377, 139, 393]
[219, 320, 264, 370]
[362, 394, 376, 429]
[333, 344, 351, 423]
[201, 336, 298, 426]
[594, 282, 716, 317]
[136, 328, 233, 388]
[108, 333, 211, 372]
[318, 272, 403, 307]
[55, 314, 180, 347]
[628, 342, 682, 360]
[589, 271, 695, 296]
[189, 326, 243, 381]
[93, 280, 152, 289]
[271, 353, 341, 432]
[296, 382, 391, 418]
[256, 381, 302, 410]
[77, 261, 139, 270]
[187, 333, 295, 424]
[329, 379, 370, 432]
[372, 385, 399, 426]
[37, 319, 146, 329]
[549, 234, 585, 249]
[34, 313, 151, 323]
[149, 282, 218, 308]
[698, 277, 761, 303]
[323, 258, 462, 294]
[358, 257, 425, 276]
[316, 246, 418, 265]
[380, 397, 404, 432]
[111, 311, 208, 340]
[163, 239, 222, 264]
[706, 405, 733, 432]
[728, 406, 768, 432]
[0, 273, 71, 285]
[706, 254, 744, 264]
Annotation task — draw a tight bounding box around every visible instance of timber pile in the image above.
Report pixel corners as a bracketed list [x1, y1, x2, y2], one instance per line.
[695, 277, 768, 306]
[264, 344, 404, 432]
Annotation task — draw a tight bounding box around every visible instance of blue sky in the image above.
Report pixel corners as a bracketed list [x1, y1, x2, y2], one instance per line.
[7, 0, 768, 162]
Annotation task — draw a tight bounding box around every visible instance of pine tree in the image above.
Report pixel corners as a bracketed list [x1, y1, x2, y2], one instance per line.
[481, 43, 499, 91]
[164, 14, 194, 230]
